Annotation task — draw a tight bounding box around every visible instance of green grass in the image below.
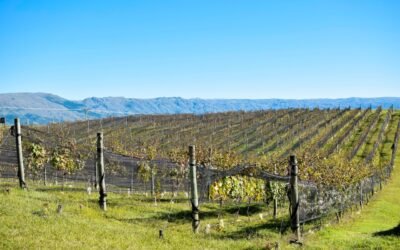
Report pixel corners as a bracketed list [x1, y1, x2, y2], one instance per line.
[2, 162, 400, 250]
[2, 110, 400, 249]
[0, 180, 296, 250]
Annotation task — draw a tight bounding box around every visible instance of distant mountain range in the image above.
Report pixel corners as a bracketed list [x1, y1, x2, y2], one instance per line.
[0, 92, 399, 124]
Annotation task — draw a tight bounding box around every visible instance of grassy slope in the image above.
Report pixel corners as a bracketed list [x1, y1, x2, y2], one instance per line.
[0, 182, 292, 250]
[2, 170, 400, 250]
[2, 111, 400, 249]
[302, 114, 400, 249]
[2, 160, 400, 250]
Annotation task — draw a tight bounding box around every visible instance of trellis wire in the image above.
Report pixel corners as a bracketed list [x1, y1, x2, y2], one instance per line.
[0, 112, 399, 229]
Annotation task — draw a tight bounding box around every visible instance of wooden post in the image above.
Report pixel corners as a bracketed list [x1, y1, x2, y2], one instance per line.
[15, 118, 26, 189]
[94, 155, 99, 190]
[359, 181, 363, 210]
[44, 166, 47, 186]
[189, 145, 200, 233]
[206, 170, 212, 202]
[273, 190, 278, 219]
[290, 155, 300, 241]
[273, 164, 278, 219]
[159, 229, 164, 239]
[151, 167, 155, 197]
[97, 132, 107, 211]
[130, 165, 134, 192]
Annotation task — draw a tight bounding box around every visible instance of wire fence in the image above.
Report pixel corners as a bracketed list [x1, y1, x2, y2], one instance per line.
[0, 115, 399, 232]
[298, 163, 394, 224]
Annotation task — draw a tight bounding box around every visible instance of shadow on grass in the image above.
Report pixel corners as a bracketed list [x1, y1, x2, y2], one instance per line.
[156, 204, 266, 223]
[211, 219, 289, 241]
[106, 209, 220, 225]
[157, 209, 219, 223]
[223, 204, 265, 215]
[35, 187, 85, 192]
[106, 203, 268, 225]
[105, 215, 159, 224]
[32, 210, 48, 218]
[105, 212, 289, 244]
[373, 224, 400, 237]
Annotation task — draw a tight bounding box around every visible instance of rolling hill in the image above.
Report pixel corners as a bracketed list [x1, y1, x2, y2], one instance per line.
[0, 92, 400, 124]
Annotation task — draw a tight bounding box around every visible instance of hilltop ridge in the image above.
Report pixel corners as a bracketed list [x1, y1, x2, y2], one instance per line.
[0, 92, 399, 124]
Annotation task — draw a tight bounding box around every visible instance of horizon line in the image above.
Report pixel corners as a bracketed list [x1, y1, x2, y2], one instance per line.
[1, 92, 400, 101]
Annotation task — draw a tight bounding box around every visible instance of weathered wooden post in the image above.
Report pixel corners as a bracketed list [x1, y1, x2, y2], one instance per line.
[15, 118, 26, 189]
[43, 166, 47, 186]
[189, 145, 200, 233]
[273, 163, 278, 219]
[94, 155, 99, 190]
[290, 155, 300, 241]
[97, 132, 107, 211]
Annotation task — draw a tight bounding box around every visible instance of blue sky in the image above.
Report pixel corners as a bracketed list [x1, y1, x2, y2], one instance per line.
[0, 0, 399, 99]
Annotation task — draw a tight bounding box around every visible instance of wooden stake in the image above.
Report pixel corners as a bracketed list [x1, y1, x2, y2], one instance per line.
[44, 166, 47, 186]
[290, 155, 300, 241]
[359, 181, 363, 210]
[273, 164, 278, 219]
[130, 165, 134, 192]
[94, 155, 99, 190]
[97, 132, 107, 211]
[15, 118, 26, 189]
[189, 145, 200, 233]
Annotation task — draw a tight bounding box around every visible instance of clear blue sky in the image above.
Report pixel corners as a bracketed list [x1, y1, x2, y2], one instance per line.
[0, 0, 399, 100]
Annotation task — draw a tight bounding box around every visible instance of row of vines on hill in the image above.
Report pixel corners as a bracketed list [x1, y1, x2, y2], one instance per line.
[21, 124, 94, 185]
[17, 108, 399, 202]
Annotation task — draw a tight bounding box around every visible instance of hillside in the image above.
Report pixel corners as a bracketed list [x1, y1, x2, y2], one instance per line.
[1, 92, 400, 124]
[1, 108, 400, 249]
[304, 154, 400, 249]
[2, 107, 398, 188]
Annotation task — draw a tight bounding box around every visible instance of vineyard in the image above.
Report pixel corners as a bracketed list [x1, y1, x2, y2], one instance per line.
[1, 107, 400, 249]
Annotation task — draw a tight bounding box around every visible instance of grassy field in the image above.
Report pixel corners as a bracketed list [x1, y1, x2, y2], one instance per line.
[1, 156, 400, 250]
[1, 109, 400, 249]
[0, 180, 294, 250]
